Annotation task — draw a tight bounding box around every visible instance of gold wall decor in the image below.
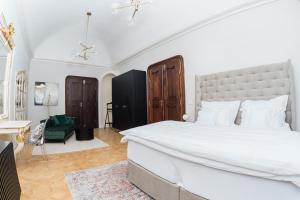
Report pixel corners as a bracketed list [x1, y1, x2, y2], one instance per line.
[0, 12, 14, 120]
[0, 12, 15, 50]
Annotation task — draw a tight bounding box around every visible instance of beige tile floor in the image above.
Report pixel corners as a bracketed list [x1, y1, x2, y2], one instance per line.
[16, 128, 127, 200]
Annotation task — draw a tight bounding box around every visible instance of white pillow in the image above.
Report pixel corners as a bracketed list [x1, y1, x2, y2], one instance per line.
[240, 95, 289, 129]
[196, 109, 215, 126]
[196, 101, 241, 126]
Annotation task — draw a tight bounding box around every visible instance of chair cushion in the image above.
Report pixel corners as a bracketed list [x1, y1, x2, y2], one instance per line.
[50, 116, 60, 126]
[55, 114, 71, 126]
[65, 117, 74, 126]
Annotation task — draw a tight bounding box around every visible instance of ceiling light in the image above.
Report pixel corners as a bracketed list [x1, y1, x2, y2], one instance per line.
[112, 0, 153, 23]
[76, 12, 97, 61]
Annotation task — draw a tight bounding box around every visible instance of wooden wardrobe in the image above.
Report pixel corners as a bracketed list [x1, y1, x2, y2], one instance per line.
[65, 76, 99, 128]
[147, 55, 185, 123]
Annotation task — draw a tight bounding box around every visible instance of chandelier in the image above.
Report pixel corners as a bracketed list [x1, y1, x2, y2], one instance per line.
[76, 12, 97, 61]
[112, 0, 152, 23]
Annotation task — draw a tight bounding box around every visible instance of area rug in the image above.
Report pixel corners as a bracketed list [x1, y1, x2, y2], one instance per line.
[65, 161, 152, 200]
[32, 134, 109, 155]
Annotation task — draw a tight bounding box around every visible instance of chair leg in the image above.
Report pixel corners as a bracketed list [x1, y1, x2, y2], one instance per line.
[40, 145, 48, 161]
[104, 112, 108, 129]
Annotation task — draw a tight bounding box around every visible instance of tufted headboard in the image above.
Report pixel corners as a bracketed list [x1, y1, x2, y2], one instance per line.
[195, 60, 296, 130]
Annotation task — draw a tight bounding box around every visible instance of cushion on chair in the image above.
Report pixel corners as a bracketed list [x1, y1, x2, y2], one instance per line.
[55, 115, 72, 126]
[64, 117, 74, 126]
[50, 116, 60, 126]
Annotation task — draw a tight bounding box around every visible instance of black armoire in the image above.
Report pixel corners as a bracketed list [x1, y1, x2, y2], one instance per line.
[112, 70, 147, 130]
[0, 142, 21, 200]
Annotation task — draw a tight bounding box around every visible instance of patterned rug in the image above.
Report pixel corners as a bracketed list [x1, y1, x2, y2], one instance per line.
[65, 161, 153, 200]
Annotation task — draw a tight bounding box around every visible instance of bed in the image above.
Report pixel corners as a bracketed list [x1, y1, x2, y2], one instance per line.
[122, 60, 299, 200]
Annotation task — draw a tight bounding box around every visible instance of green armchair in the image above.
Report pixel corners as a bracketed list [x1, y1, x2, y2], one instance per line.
[41, 115, 75, 144]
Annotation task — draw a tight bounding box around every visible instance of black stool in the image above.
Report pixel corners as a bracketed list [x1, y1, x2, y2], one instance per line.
[75, 128, 94, 140]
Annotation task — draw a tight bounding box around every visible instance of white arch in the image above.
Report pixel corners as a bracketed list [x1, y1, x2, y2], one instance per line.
[99, 71, 119, 82]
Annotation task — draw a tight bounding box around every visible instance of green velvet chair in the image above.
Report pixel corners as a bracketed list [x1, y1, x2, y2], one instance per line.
[41, 115, 75, 144]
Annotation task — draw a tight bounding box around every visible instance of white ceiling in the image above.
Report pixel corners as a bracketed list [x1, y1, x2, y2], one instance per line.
[16, 0, 255, 67]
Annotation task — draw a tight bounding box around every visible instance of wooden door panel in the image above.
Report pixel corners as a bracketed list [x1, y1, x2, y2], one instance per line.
[147, 65, 164, 123]
[83, 78, 99, 128]
[66, 77, 83, 127]
[164, 58, 184, 121]
[147, 55, 185, 123]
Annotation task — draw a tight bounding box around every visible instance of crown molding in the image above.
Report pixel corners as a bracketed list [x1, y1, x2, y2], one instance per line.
[114, 0, 280, 67]
[31, 57, 108, 68]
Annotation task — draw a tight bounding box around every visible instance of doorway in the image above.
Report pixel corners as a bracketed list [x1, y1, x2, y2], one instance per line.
[65, 76, 99, 128]
[100, 73, 116, 128]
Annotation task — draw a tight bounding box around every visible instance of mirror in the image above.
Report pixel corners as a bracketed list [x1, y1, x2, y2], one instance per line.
[0, 12, 14, 120]
[0, 42, 8, 116]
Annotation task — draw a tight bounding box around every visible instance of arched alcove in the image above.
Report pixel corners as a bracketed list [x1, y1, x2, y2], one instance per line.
[99, 72, 118, 128]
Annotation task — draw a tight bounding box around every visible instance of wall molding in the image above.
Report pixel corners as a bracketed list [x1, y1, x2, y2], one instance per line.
[115, 0, 280, 67]
[32, 57, 108, 68]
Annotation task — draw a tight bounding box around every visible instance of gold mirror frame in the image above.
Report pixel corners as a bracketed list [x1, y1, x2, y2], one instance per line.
[0, 12, 14, 120]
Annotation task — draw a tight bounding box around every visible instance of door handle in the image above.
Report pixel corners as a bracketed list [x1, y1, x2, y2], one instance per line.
[80, 102, 83, 107]
[122, 105, 128, 109]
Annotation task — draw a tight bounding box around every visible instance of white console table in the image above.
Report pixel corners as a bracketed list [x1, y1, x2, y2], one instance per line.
[0, 120, 32, 157]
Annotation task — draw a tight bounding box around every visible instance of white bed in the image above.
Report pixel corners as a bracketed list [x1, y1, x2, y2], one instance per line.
[123, 122, 300, 200]
[122, 60, 298, 200]
[128, 143, 300, 200]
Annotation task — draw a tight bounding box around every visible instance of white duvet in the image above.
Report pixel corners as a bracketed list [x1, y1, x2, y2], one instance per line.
[121, 121, 300, 187]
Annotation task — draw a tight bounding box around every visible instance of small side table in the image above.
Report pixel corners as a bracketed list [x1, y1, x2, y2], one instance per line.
[75, 128, 94, 141]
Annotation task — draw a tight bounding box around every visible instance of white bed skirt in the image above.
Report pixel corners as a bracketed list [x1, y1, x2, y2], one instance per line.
[128, 141, 300, 200]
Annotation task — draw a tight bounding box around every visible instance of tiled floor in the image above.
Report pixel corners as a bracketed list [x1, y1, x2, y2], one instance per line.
[16, 128, 127, 200]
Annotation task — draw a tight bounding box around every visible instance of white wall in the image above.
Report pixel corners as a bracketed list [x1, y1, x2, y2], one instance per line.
[0, 0, 32, 119]
[113, 0, 300, 130]
[28, 59, 113, 127]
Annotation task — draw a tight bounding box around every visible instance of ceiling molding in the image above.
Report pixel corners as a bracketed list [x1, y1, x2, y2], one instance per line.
[114, 0, 280, 67]
[32, 57, 108, 68]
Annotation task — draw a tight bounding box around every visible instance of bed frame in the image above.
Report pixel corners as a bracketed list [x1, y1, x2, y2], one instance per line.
[128, 60, 296, 200]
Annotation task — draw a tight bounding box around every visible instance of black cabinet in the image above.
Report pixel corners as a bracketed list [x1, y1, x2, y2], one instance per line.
[0, 142, 21, 200]
[112, 70, 147, 130]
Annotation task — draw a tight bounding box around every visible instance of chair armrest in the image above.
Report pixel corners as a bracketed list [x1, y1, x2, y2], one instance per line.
[40, 119, 51, 128]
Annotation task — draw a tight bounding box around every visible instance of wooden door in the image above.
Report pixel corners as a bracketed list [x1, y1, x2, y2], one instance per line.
[147, 55, 185, 123]
[66, 76, 99, 128]
[147, 64, 164, 123]
[82, 78, 99, 128]
[66, 76, 83, 127]
[163, 57, 185, 121]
